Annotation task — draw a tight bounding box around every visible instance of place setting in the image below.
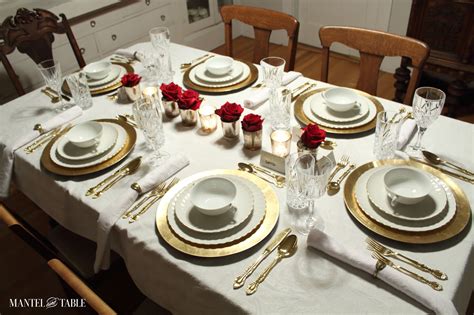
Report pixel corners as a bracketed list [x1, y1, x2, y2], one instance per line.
[41, 118, 137, 176]
[183, 55, 258, 94]
[294, 86, 384, 134]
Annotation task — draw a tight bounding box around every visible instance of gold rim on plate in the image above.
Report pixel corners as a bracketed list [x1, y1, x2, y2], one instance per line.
[294, 88, 384, 134]
[343, 159, 471, 244]
[41, 119, 137, 176]
[62, 62, 134, 96]
[182, 59, 258, 95]
[156, 169, 279, 257]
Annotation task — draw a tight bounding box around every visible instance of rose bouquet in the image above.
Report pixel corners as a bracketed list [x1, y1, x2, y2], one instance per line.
[241, 113, 264, 150]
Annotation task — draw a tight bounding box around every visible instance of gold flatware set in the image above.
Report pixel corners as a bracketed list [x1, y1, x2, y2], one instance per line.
[326, 155, 355, 194]
[233, 228, 297, 295]
[422, 150, 474, 177]
[291, 82, 317, 102]
[180, 54, 213, 72]
[24, 124, 72, 154]
[124, 177, 179, 223]
[238, 162, 285, 188]
[410, 157, 474, 184]
[86, 157, 142, 198]
[367, 237, 446, 291]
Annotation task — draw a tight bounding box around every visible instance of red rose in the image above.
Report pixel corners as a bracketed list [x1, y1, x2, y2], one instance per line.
[177, 89, 202, 110]
[241, 113, 264, 132]
[215, 102, 244, 122]
[160, 82, 182, 101]
[121, 73, 141, 87]
[301, 123, 326, 149]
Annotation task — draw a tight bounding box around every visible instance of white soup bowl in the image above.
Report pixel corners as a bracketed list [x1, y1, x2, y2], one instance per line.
[384, 167, 432, 206]
[84, 61, 112, 80]
[67, 121, 103, 148]
[322, 87, 360, 112]
[205, 56, 234, 76]
[190, 177, 237, 216]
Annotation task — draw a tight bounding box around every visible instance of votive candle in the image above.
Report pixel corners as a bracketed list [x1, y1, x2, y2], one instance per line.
[198, 104, 217, 133]
[271, 130, 292, 157]
[142, 87, 160, 109]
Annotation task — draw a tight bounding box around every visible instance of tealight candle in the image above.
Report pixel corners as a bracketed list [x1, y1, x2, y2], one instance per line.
[142, 87, 160, 109]
[198, 104, 217, 133]
[271, 130, 292, 157]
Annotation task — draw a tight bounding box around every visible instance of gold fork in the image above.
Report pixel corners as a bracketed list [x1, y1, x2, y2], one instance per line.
[327, 155, 349, 183]
[366, 238, 447, 280]
[122, 182, 167, 219]
[129, 178, 179, 223]
[371, 251, 443, 291]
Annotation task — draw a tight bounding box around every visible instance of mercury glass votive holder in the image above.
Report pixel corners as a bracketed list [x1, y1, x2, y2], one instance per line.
[221, 120, 240, 139]
[162, 98, 180, 118]
[198, 104, 217, 133]
[271, 129, 292, 157]
[243, 130, 262, 150]
[179, 109, 198, 126]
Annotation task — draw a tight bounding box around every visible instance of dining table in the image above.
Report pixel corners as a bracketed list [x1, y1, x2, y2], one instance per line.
[0, 41, 473, 314]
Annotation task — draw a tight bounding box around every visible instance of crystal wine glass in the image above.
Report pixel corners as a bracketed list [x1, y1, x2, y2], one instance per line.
[260, 56, 285, 89]
[410, 87, 446, 153]
[133, 98, 168, 165]
[37, 59, 71, 111]
[149, 27, 173, 82]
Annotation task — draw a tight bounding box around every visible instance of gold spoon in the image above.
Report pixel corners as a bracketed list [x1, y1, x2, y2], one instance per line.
[246, 234, 297, 295]
[238, 162, 284, 188]
[327, 164, 355, 195]
[320, 140, 337, 150]
[422, 150, 474, 177]
[34, 124, 45, 134]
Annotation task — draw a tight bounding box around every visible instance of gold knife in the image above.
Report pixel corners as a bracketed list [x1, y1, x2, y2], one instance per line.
[86, 157, 142, 196]
[233, 227, 291, 289]
[291, 83, 317, 102]
[409, 157, 474, 184]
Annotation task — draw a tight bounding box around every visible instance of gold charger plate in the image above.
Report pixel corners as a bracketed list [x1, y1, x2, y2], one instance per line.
[156, 169, 279, 257]
[62, 62, 134, 96]
[343, 159, 471, 244]
[294, 88, 384, 134]
[182, 59, 258, 95]
[41, 119, 136, 176]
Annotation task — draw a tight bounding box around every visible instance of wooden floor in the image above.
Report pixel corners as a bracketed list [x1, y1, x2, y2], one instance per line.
[1, 36, 472, 314]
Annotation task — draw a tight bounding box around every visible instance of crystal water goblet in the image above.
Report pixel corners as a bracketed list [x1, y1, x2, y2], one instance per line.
[409, 87, 446, 153]
[37, 59, 71, 111]
[260, 56, 285, 89]
[133, 98, 168, 165]
[149, 27, 173, 82]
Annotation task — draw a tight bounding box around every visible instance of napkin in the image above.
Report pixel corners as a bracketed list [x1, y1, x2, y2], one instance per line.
[307, 229, 457, 315]
[0, 106, 83, 198]
[244, 71, 302, 109]
[114, 49, 144, 62]
[94, 154, 190, 272]
[397, 119, 417, 150]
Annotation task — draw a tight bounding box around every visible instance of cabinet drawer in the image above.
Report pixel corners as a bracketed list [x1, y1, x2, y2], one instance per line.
[95, 5, 172, 53]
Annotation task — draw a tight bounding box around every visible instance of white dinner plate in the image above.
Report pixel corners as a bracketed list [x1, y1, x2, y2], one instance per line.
[310, 92, 369, 123]
[354, 166, 456, 232]
[194, 62, 243, 83]
[303, 92, 377, 129]
[167, 174, 266, 246]
[87, 65, 121, 87]
[174, 176, 254, 234]
[366, 167, 447, 222]
[89, 66, 126, 92]
[50, 123, 127, 168]
[189, 61, 250, 88]
[56, 123, 118, 161]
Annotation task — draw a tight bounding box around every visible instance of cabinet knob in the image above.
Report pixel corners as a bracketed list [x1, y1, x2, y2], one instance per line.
[90, 20, 96, 27]
[145, 0, 151, 5]
[161, 15, 166, 21]
[112, 34, 117, 41]
[80, 48, 86, 54]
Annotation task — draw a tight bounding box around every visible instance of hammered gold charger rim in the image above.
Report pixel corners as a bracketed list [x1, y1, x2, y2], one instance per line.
[343, 159, 471, 244]
[62, 62, 134, 96]
[294, 88, 384, 134]
[156, 169, 279, 257]
[182, 59, 258, 95]
[41, 119, 137, 176]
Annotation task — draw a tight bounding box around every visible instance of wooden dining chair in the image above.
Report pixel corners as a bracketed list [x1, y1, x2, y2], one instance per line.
[220, 5, 299, 71]
[0, 203, 116, 314]
[0, 7, 86, 96]
[319, 26, 430, 105]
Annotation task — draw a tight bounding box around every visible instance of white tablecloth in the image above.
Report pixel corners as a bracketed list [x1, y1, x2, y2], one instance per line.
[1, 42, 473, 314]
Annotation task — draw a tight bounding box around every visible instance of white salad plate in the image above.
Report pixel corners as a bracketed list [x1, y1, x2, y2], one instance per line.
[303, 92, 377, 129]
[194, 61, 243, 83]
[310, 92, 369, 123]
[366, 167, 448, 222]
[87, 65, 121, 87]
[189, 61, 250, 88]
[50, 123, 126, 168]
[354, 166, 456, 232]
[167, 174, 266, 246]
[174, 176, 254, 234]
[56, 123, 118, 161]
